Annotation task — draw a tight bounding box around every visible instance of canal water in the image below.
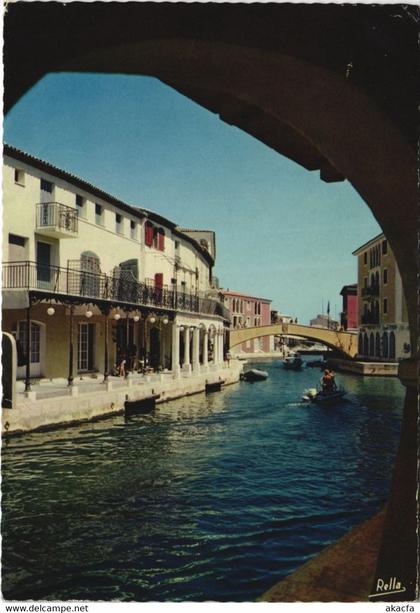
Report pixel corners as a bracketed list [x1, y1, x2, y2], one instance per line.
[2, 360, 405, 601]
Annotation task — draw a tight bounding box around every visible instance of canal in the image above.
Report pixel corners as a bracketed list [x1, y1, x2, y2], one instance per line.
[2, 360, 405, 601]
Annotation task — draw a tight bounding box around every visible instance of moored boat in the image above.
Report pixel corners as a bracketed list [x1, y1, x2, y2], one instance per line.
[241, 369, 268, 382]
[282, 352, 303, 370]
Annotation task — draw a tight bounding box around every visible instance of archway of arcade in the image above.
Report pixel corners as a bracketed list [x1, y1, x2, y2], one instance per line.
[4, 3, 417, 601]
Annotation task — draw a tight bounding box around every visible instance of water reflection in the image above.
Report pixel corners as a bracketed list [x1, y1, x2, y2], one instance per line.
[2, 361, 405, 601]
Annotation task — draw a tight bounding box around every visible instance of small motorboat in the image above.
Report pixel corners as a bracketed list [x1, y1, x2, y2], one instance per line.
[241, 369, 268, 382]
[205, 379, 225, 394]
[313, 389, 347, 404]
[302, 387, 347, 404]
[124, 393, 160, 416]
[282, 352, 303, 370]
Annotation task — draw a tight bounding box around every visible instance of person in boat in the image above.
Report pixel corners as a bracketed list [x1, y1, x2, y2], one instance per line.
[321, 369, 337, 392]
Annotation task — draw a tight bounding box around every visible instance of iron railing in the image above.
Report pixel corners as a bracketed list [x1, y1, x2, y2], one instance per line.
[2, 261, 230, 321]
[36, 202, 78, 234]
[361, 313, 380, 325]
[361, 285, 379, 298]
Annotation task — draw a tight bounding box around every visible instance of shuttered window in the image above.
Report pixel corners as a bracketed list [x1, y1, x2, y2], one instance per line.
[154, 273, 163, 288]
[157, 228, 165, 251]
[145, 221, 154, 247]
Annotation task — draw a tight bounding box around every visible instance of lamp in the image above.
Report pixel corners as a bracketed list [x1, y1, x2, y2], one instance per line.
[162, 316, 169, 325]
[85, 309, 93, 319]
[149, 314, 156, 324]
[47, 306, 55, 316]
[114, 312, 121, 321]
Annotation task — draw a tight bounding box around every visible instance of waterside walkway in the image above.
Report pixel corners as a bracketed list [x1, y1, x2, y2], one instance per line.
[3, 360, 243, 436]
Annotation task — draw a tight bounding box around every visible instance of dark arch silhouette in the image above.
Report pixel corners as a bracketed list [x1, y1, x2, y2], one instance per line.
[3, 3, 417, 601]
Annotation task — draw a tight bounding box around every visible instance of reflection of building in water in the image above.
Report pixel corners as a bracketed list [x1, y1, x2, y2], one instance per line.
[2, 145, 230, 386]
[353, 233, 410, 361]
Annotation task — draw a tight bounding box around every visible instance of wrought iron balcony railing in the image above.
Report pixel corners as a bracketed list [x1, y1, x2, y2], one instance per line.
[361, 313, 380, 325]
[361, 285, 379, 298]
[36, 202, 78, 235]
[2, 261, 230, 321]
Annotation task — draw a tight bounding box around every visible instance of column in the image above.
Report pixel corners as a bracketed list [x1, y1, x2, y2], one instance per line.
[220, 330, 225, 363]
[67, 305, 74, 387]
[171, 322, 180, 377]
[183, 326, 191, 374]
[213, 330, 219, 365]
[202, 327, 209, 371]
[24, 302, 31, 392]
[192, 327, 200, 372]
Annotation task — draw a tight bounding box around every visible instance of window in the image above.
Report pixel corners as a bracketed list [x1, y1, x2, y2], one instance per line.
[383, 268, 388, 284]
[382, 240, 388, 255]
[14, 168, 25, 185]
[175, 240, 180, 250]
[383, 297, 388, 314]
[130, 220, 137, 240]
[8, 233, 26, 247]
[76, 195, 86, 219]
[116, 213, 123, 234]
[145, 221, 154, 247]
[95, 203, 103, 225]
[389, 332, 396, 359]
[363, 252, 367, 265]
[157, 228, 165, 251]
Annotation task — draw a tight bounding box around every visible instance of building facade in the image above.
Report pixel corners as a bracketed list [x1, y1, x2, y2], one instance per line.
[2, 145, 230, 386]
[222, 290, 273, 353]
[309, 314, 339, 330]
[339, 284, 358, 331]
[352, 233, 410, 360]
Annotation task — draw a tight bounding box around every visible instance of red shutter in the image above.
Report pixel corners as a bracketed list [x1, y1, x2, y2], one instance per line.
[158, 229, 165, 251]
[154, 273, 163, 288]
[145, 222, 153, 247]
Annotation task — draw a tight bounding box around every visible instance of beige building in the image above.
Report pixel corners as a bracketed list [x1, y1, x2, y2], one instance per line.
[353, 233, 410, 361]
[2, 145, 230, 387]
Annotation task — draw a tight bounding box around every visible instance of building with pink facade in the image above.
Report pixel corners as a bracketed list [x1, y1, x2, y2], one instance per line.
[222, 290, 273, 353]
[340, 284, 358, 331]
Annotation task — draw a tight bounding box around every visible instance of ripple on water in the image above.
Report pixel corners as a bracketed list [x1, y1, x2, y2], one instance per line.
[2, 362, 404, 601]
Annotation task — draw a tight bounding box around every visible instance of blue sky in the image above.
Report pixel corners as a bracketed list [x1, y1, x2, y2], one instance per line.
[4, 73, 381, 323]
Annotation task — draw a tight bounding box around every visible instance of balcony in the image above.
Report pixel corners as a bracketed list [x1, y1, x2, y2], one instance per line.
[36, 202, 78, 238]
[361, 285, 379, 298]
[361, 313, 380, 325]
[2, 261, 230, 322]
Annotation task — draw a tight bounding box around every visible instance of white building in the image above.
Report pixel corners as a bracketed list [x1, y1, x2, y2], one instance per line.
[2, 145, 230, 387]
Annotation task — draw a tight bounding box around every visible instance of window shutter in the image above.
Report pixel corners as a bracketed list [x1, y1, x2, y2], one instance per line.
[145, 222, 154, 247]
[154, 273, 163, 288]
[158, 228, 165, 251]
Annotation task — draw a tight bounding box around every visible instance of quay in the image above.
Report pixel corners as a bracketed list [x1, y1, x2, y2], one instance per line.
[2, 360, 242, 436]
[327, 357, 398, 377]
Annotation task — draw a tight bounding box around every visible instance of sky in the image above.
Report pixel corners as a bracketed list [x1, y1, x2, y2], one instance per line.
[4, 72, 381, 324]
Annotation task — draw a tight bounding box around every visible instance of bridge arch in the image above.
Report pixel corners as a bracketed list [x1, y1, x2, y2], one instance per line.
[229, 323, 358, 359]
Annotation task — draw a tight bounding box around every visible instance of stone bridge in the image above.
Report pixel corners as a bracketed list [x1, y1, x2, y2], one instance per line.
[229, 323, 358, 359]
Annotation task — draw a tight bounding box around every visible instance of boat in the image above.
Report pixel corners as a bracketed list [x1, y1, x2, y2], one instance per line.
[313, 389, 347, 404]
[282, 352, 303, 370]
[302, 387, 347, 404]
[205, 379, 225, 394]
[241, 369, 268, 382]
[124, 393, 160, 416]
